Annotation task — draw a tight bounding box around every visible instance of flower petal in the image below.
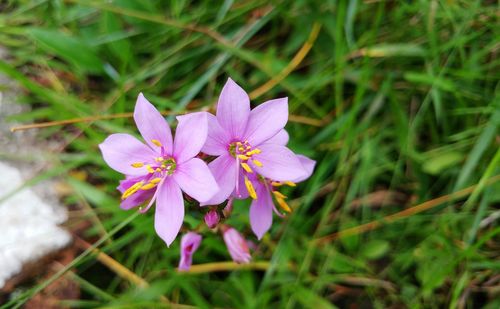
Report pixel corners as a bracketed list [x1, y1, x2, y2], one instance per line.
[292, 155, 316, 182]
[265, 129, 289, 146]
[134, 93, 173, 153]
[223, 227, 251, 263]
[244, 98, 288, 146]
[154, 179, 184, 247]
[249, 183, 273, 239]
[174, 158, 219, 203]
[216, 78, 250, 139]
[200, 154, 236, 206]
[173, 112, 208, 163]
[201, 113, 231, 156]
[251, 144, 306, 181]
[178, 232, 202, 271]
[99, 133, 156, 176]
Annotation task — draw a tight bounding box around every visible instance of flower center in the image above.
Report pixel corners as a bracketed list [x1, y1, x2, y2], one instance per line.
[229, 141, 264, 200]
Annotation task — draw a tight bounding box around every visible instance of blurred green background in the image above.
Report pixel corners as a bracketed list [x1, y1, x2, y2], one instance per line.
[1, 0, 499, 308]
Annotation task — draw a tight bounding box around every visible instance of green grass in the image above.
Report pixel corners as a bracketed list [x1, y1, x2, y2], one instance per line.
[1, 0, 499, 308]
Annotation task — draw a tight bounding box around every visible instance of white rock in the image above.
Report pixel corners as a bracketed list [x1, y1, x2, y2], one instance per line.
[0, 162, 71, 288]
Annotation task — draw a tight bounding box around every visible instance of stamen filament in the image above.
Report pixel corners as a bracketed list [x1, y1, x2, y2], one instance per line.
[244, 176, 257, 200]
[241, 162, 253, 173]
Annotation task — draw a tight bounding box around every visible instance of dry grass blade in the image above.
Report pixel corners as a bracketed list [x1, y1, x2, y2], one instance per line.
[315, 175, 500, 244]
[249, 22, 322, 99]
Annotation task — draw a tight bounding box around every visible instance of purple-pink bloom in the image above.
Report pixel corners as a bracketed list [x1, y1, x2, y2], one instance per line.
[222, 226, 251, 264]
[99, 94, 218, 247]
[249, 154, 316, 239]
[201, 78, 307, 205]
[204, 209, 220, 229]
[178, 232, 202, 271]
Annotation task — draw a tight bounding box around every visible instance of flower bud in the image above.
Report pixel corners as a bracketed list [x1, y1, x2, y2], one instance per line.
[178, 232, 202, 271]
[204, 209, 220, 229]
[222, 227, 251, 264]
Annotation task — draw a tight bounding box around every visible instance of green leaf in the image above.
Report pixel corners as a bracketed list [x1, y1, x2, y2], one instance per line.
[361, 240, 390, 260]
[422, 151, 464, 175]
[28, 28, 104, 74]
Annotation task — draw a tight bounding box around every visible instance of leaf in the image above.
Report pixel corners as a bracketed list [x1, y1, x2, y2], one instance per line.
[361, 240, 390, 260]
[28, 28, 104, 74]
[422, 151, 464, 175]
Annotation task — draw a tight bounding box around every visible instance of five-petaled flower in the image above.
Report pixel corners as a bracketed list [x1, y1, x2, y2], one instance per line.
[201, 78, 309, 206]
[99, 94, 218, 247]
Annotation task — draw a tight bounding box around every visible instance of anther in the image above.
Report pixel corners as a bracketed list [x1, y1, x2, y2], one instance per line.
[150, 178, 162, 184]
[151, 139, 162, 147]
[276, 197, 292, 212]
[131, 162, 144, 168]
[246, 149, 261, 156]
[237, 154, 249, 160]
[241, 162, 253, 173]
[273, 191, 287, 199]
[140, 182, 157, 190]
[252, 159, 263, 167]
[244, 176, 257, 200]
[146, 165, 155, 173]
[284, 181, 296, 187]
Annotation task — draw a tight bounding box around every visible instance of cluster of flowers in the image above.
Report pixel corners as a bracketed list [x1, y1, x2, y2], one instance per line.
[99, 78, 315, 270]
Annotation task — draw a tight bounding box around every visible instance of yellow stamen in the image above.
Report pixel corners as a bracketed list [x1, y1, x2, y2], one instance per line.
[151, 139, 162, 147]
[237, 154, 249, 160]
[252, 159, 263, 167]
[273, 191, 287, 199]
[271, 181, 283, 187]
[246, 149, 261, 156]
[244, 176, 257, 200]
[276, 197, 292, 213]
[241, 162, 253, 173]
[146, 165, 155, 173]
[131, 162, 144, 168]
[150, 177, 162, 184]
[155, 157, 163, 162]
[161, 164, 166, 168]
[140, 183, 157, 190]
[238, 147, 245, 152]
[121, 181, 144, 200]
[284, 181, 296, 187]
[155, 168, 162, 172]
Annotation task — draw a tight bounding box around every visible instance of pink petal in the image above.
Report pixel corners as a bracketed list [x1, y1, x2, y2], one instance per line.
[266, 129, 289, 146]
[173, 158, 219, 203]
[292, 155, 316, 182]
[216, 78, 250, 139]
[173, 112, 207, 163]
[178, 232, 202, 271]
[154, 179, 184, 247]
[134, 93, 173, 153]
[201, 113, 231, 156]
[251, 144, 306, 181]
[120, 190, 155, 210]
[243, 97, 288, 146]
[200, 154, 236, 206]
[249, 183, 273, 239]
[223, 227, 251, 263]
[99, 133, 156, 176]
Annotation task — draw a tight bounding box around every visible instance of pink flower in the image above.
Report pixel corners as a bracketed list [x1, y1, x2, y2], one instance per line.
[201, 78, 308, 205]
[222, 227, 251, 264]
[99, 94, 218, 246]
[178, 232, 202, 271]
[249, 154, 316, 239]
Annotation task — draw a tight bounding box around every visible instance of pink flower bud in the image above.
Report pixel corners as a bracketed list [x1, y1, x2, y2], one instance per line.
[204, 209, 220, 229]
[222, 227, 251, 264]
[178, 232, 202, 271]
